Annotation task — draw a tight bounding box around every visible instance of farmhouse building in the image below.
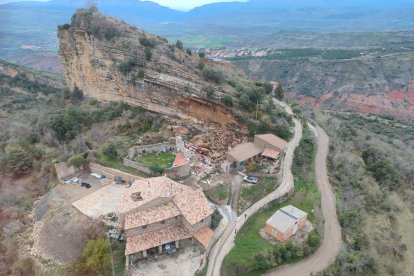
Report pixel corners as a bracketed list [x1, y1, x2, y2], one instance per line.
[265, 205, 307, 242]
[72, 176, 214, 265]
[226, 133, 287, 167]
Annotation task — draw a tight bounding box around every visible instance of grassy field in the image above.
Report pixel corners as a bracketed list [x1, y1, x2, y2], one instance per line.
[134, 152, 175, 169]
[205, 183, 229, 203]
[223, 126, 320, 275]
[238, 176, 278, 214]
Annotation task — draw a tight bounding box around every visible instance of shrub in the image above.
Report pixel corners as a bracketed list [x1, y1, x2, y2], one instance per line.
[144, 48, 152, 61]
[175, 40, 184, 50]
[197, 58, 205, 70]
[71, 238, 111, 274]
[68, 154, 85, 169]
[186, 48, 192, 55]
[139, 36, 157, 48]
[149, 165, 164, 176]
[210, 209, 223, 230]
[118, 59, 136, 75]
[3, 144, 33, 175]
[137, 69, 145, 79]
[203, 68, 224, 84]
[198, 52, 205, 58]
[307, 230, 320, 249]
[245, 162, 256, 172]
[275, 84, 284, 100]
[71, 86, 84, 104]
[102, 143, 118, 160]
[59, 23, 70, 30]
[221, 95, 233, 107]
[203, 85, 215, 99]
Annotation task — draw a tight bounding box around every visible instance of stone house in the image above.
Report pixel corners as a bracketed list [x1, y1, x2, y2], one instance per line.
[72, 176, 214, 266]
[119, 177, 214, 266]
[265, 205, 307, 242]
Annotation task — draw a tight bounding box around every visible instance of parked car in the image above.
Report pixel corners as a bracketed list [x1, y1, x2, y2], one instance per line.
[71, 177, 80, 184]
[81, 182, 91, 189]
[91, 173, 106, 179]
[244, 175, 258, 184]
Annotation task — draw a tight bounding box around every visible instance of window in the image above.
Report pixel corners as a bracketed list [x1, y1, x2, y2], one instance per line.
[161, 220, 165, 224]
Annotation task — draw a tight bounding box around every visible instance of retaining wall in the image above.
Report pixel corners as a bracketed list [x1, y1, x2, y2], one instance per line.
[89, 163, 142, 184]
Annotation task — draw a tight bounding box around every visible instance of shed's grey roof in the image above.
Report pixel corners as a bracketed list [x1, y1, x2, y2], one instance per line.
[266, 205, 307, 233]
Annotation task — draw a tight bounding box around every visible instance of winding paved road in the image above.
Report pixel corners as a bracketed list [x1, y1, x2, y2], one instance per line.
[206, 100, 303, 276]
[265, 125, 342, 276]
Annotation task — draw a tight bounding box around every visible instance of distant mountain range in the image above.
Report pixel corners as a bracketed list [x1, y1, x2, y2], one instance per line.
[1, 0, 414, 71]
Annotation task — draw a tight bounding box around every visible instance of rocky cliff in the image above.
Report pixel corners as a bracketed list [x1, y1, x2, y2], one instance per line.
[58, 8, 243, 125]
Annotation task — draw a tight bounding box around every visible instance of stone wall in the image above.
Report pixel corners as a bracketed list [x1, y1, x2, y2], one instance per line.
[89, 163, 142, 184]
[124, 140, 177, 175]
[127, 141, 176, 159]
[123, 158, 153, 175]
[164, 161, 191, 178]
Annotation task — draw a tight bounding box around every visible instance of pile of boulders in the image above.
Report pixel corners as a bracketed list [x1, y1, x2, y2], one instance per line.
[190, 126, 247, 161]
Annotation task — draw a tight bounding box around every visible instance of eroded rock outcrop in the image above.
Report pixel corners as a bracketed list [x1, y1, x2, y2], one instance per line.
[58, 8, 242, 125]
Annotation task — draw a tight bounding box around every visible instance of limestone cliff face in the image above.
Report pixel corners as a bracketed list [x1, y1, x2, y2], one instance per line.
[58, 8, 241, 125]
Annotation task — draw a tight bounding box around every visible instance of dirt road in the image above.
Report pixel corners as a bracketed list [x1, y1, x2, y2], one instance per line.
[229, 174, 242, 211]
[265, 125, 342, 276]
[206, 114, 303, 276]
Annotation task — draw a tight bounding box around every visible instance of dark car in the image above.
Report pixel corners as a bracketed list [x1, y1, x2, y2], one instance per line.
[81, 182, 91, 189]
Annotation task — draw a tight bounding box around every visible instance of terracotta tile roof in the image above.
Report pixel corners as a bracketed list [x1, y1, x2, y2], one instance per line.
[118, 176, 191, 214]
[173, 152, 188, 167]
[173, 189, 214, 225]
[227, 142, 262, 163]
[125, 223, 192, 255]
[261, 148, 280, 159]
[255, 134, 287, 151]
[193, 226, 214, 248]
[124, 201, 181, 230]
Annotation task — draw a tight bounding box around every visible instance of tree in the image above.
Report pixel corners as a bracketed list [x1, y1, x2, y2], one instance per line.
[198, 52, 205, 58]
[238, 94, 252, 111]
[144, 48, 152, 61]
[275, 83, 284, 100]
[221, 95, 233, 107]
[68, 154, 85, 169]
[263, 82, 273, 94]
[186, 48, 192, 55]
[197, 58, 205, 70]
[72, 238, 111, 274]
[175, 40, 184, 50]
[3, 144, 33, 175]
[102, 143, 118, 160]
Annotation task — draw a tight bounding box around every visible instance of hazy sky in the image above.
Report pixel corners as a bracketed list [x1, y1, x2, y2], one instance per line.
[142, 0, 247, 11]
[0, 0, 247, 11]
